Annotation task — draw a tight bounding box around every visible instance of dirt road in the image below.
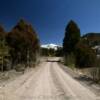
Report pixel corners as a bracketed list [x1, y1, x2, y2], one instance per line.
[0, 61, 100, 100]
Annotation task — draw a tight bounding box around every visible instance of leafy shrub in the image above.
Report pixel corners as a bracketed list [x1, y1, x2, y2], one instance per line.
[64, 53, 75, 68]
[75, 42, 96, 68]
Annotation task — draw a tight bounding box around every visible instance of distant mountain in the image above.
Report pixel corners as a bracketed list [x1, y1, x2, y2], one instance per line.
[41, 44, 62, 50]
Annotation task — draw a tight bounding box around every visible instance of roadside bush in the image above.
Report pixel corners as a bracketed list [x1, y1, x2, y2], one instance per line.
[15, 64, 25, 72]
[90, 67, 100, 82]
[64, 53, 75, 68]
[75, 42, 96, 68]
[95, 58, 100, 68]
[91, 58, 100, 82]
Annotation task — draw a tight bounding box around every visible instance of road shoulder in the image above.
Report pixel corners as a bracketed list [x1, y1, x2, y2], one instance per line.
[58, 62, 100, 96]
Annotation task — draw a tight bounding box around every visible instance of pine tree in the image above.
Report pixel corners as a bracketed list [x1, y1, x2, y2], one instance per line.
[63, 20, 80, 56]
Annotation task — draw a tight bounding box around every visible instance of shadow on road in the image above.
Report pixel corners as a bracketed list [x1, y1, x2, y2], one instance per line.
[46, 60, 60, 62]
[74, 75, 95, 85]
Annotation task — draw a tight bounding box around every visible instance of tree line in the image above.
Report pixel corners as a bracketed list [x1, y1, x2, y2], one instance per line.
[63, 20, 97, 68]
[0, 19, 40, 71]
[0, 19, 99, 71]
[41, 47, 63, 57]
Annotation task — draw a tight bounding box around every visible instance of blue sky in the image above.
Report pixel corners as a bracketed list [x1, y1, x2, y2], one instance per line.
[0, 0, 100, 45]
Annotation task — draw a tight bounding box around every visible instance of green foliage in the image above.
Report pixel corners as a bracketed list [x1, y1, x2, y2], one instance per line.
[0, 25, 6, 41]
[63, 20, 97, 68]
[64, 53, 75, 68]
[17, 19, 26, 31]
[63, 20, 80, 55]
[41, 47, 63, 57]
[0, 26, 11, 71]
[0, 20, 40, 71]
[63, 20, 80, 68]
[48, 48, 55, 56]
[75, 41, 96, 68]
[95, 58, 100, 68]
[40, 48, 48, 56]
[55, 47, 63, 57]
[41, 48, 55, 56]
[0, 41, 10, 71]
[6, 19, 40, 67]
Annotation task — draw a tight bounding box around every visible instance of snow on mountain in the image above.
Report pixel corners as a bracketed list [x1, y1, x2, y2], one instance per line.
[41, 44, 62, 50]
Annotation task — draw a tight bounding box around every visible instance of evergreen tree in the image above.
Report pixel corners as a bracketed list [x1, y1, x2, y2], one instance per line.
[6, 19, 40, 67]
[63, 20, 80, 56]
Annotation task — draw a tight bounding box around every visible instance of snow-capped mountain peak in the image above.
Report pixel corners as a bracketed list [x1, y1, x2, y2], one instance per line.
[41, 44, 62, 50]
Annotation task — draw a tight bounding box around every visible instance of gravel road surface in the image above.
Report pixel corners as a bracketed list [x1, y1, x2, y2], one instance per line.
[0, 61, 100, 100]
